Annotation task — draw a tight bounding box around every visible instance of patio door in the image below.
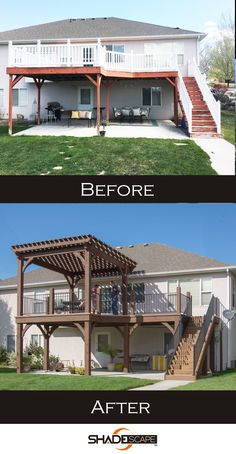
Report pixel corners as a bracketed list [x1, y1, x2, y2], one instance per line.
[78, 87, 93, 110]
[95, 332, 111, 367]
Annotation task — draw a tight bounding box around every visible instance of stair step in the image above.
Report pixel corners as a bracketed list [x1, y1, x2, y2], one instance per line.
[193, 115, 212, 120]
[193, 121, 216, 126]
[192, 126, 217, 132]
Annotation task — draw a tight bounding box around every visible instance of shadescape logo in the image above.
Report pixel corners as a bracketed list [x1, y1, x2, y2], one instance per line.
[88, 427, 158, 450]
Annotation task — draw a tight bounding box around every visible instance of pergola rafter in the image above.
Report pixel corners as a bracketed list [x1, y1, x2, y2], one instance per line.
[12, 234, 137, 375]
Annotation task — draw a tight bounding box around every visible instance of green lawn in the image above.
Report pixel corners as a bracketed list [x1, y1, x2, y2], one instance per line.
[0, 124, 217, 175]
[0, 367, 156, 390]
[173, 370, 236, 390]
[221, 111, 235, 145]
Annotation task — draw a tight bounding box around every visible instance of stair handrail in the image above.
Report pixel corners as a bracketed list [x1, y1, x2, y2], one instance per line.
[188, 59, 221, 134]
[167, 317, 185, 369]
[178, 72, 193, 133]
[193, 296, 220, 372]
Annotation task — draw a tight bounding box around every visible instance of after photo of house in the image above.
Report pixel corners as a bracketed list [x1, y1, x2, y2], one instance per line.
[0, 203, 235, 391]
[0, 1, 234, 175]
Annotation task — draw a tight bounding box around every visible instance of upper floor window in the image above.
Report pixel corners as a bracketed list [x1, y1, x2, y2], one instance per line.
[142, 87, 161, 106]
[201, 278, 212, 306]
[13, 88, 28, 107]
[177, 54, 184, 65]
[0, 89, 4, 107]
[105, 44, 124, 53]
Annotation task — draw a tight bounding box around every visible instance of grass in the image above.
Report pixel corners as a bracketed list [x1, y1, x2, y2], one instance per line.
[172, 370, 236, 391]
[221, 111, 235, 145]
[0, 124, 217, 175]
[0, 367, 156, 391]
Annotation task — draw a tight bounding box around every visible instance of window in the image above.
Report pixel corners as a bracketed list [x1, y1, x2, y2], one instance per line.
[201, 278, 212, 306]
[80, 88, 91, 105]
[0, 89, 4, 107]
[12, 88, 28, 107]
[7, 335, 16, 352]
[31, 334, 43, 347]
[105, 44, 124, 53]
[96, 333, 111, 352]
[177, 54, 184, 65]
[142, 87, 161, 106]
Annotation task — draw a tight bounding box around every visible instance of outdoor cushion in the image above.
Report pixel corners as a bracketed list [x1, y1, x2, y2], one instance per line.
[79, 111, 87, 119]
[113, 107, 122, 118]
[121, 107, 131, 117]
[71, 111, 79, 119]
[140, 107, 150, 118]
[132, 107, 141, 116]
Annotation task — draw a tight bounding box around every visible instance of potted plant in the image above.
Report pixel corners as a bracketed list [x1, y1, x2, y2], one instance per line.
[102, 345, 120, 372]
[22, 355, 32, 372]
[99, 120, 109, 136]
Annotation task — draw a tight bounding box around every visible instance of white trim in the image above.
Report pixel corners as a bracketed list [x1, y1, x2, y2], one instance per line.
[0, 33, 206, 46]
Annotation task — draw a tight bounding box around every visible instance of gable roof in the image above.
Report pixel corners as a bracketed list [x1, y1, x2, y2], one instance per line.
[0, 242, 232, 288]
[0, 17, 205, 41]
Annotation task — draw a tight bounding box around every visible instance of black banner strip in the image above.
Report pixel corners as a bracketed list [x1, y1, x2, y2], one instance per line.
[0, 176, 235, 202]
[0, 391, 236, 423]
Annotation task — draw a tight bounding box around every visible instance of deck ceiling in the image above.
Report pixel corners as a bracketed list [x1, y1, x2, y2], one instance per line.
[12, 234, 137, 278]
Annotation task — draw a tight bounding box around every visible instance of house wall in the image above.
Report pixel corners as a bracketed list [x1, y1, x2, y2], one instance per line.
[0, 270, 233, 369]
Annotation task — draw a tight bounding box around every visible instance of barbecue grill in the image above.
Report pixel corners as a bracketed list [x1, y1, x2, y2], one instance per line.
[45, 102, 63, 121]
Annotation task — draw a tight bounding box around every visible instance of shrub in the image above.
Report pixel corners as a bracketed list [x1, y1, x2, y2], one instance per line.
[49, 355, 64, 372]
[7, 352, 17, 367]
[0, 346, 8, 364]
[75, 367, 85, 375]
[25, 343, 44, 358]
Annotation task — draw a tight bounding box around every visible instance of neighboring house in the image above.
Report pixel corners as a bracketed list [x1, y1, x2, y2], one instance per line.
[0, 17, 221, 136]
[0, 235, 235, 379]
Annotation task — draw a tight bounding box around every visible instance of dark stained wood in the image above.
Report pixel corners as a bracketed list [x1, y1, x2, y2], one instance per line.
[176, 286, 181, 314]
[84, 321, 91, 375]
[17, 258, 24, 316]
[123, 325, 130, 373]
[85, 74, 97, 87]
[49, 288, 55, 314]
[16, 324, 23, 373]
[43, 329, 50, 371]
[84, 249, 91, 313]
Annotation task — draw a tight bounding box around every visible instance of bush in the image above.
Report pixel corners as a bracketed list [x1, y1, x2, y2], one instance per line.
[7, 352, 17, 367]
[0, 346, 8, 364]
[49, 355, 64, 372]
[25, 343, 44, 358]
[75, 367, 85, 375]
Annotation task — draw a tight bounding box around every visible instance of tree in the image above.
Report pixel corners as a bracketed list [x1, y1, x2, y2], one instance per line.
[200, 11, 235, 84]
[208, 35, 234, 85]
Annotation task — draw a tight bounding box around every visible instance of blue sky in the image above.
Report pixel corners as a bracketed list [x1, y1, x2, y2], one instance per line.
[0, 0, 234, 33]
[0, 204, 235, 279]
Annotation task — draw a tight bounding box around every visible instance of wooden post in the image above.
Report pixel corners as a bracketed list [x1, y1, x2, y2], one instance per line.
[96, 287, 101, 314]
[16, 324, 23, 373]
[43, 331, 50, 371]
[49, 288, 55, 314]
[84, 249, 91, 313]
[220, 327, 223, 372]
[17, 258, 24, 316]
[96, 74, 102, 135]
[106, 80, 110, 122]
[8, 75, 13, 136]
[130, 289, 136, 315]
[84, 321, 91, 375]
[121, 271, 128, 315]
[123, 325, 130, 373]
[174, 77, 179, 128]
[210, 330, 215, 373]
[176, 286, 181, 314]
[186, 291, 192, 316]
[37, 80, 41, 125]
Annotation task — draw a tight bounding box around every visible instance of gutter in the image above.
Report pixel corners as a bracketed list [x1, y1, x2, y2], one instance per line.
[0, 33, 206, 45]
[0, 266, 235, 291]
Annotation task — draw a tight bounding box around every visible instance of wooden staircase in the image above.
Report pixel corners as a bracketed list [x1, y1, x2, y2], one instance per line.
[181, 77, 221, 138]
[166, 316, 203, 380]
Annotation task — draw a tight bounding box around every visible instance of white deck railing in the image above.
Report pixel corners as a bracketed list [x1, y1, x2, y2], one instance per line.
[8, 41, 178, 73]
[178, 72, 193, 133]
[188, 59, 221, 134]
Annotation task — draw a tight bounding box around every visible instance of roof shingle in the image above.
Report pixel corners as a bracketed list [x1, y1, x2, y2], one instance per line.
[0, 17, 205, 41]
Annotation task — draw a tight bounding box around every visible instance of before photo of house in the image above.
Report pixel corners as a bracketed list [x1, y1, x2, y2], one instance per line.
[0, 14, 234, 175]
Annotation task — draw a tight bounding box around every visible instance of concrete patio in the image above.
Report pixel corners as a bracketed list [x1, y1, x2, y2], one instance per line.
[14, 120, 187, 140]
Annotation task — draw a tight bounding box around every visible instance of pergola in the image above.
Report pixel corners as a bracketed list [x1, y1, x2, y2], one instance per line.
[7, 66, 179, 135]
[12, 234, 137, 374]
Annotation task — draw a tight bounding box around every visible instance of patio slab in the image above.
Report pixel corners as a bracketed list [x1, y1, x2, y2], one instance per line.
[131, 379, 191, 391]
[14, 120, 187, 140]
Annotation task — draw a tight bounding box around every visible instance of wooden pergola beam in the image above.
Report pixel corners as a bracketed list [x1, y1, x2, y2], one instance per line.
[33, 77, 45, 125]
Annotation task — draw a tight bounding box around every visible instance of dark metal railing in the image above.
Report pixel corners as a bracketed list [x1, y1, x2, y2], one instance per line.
[193, 296, 220, 372]
[22, 289, 191, 316]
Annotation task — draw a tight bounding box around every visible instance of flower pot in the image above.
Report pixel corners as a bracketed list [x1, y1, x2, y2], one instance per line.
[107, 362, 115, 372]
[100, 130, 106, 137]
